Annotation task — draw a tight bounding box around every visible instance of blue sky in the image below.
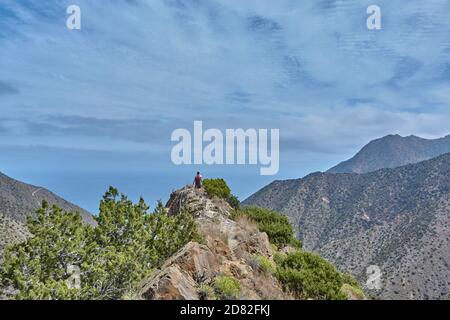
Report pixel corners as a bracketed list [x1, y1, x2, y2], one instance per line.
[1, 0, 450, 213]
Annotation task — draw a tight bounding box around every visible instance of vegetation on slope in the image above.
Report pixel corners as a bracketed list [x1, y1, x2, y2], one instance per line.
[213, 276, 241, 300]
[233, 206, 301, 249]
[0, 187, 200, 300]
[203, 178, 240, 209]
[228, 203, 361, 299]
[275, 251, 357, 300]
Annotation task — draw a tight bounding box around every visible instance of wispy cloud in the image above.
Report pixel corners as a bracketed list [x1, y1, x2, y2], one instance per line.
[0, 0, 450, 208]
[0, 80, 19, 95]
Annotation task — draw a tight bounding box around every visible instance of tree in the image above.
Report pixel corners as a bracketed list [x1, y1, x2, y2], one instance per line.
[0, 201, 98, 299]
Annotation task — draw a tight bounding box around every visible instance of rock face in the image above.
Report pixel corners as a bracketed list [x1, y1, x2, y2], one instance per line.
[328, 134, 450, 174]
[244, 154, 450, 300]
[137, 186, 292, 300]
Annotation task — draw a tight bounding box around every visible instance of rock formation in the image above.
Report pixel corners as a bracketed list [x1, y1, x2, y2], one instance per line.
[137, 185, 292, 300]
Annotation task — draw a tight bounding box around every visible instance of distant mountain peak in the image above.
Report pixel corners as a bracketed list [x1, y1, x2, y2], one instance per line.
[327, 133, 450, 174]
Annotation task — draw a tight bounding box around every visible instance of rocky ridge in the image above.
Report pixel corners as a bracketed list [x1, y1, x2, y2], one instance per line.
[137, 185, 292, 300]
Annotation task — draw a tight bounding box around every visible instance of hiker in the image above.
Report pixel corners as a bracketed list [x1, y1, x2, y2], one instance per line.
[193, 171, 202, 189]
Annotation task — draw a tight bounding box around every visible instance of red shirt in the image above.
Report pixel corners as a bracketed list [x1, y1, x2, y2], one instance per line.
[194, 175, 202, 188]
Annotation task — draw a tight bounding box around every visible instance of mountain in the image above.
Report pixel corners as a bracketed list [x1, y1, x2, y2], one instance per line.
[0, 171, 95, 255]
[328, 134, 450, 174]
[244, 154, 450, 300]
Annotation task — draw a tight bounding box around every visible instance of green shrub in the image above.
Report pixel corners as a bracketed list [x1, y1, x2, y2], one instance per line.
[275, 250, 361, 300]
[198, 284, 216, 300]
[203, 178, 240, 210]
[0, 188, 200, 300]
[234, 207, 302, 249]
[203, 179, 231, 199]
[340, 272, 361, 288]
[340, 283, 365, 300]
[226, 194, 240, 210]
[213, 276, 241, 300]
[249, 254, 275, 275]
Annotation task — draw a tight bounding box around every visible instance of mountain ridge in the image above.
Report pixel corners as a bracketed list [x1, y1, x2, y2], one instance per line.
[328, 134, 450, 174]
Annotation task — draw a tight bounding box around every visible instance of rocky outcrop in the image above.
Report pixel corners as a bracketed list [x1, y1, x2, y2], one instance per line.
[137, 186, 292, 300]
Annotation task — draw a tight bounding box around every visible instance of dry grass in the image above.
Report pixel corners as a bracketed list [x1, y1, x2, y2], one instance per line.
[198, 222, 229, 245]
[235, 215, 259, 234]
[250, 272, 291, 300]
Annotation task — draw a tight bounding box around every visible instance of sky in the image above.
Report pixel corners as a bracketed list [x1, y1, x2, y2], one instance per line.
[1, 0, 450, 213]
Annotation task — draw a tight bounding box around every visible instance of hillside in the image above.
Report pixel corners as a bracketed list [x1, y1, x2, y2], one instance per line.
[244, 154, 450, 299]
[328, 134, 450, 174]
[0, 171, 95, 255]
[1, 182, 364, 300]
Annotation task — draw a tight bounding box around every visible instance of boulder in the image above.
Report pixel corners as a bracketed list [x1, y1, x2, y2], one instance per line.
[139, 265, 198, 300]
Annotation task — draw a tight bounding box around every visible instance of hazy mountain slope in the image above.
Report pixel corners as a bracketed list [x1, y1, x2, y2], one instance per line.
[328, 134, 450, 174]
[0, 171, 95, 254]
[0, 213, 29, 257]
[244, 154, 450, 299]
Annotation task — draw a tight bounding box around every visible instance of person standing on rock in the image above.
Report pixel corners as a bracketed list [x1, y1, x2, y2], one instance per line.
[193, 171, 202, 189]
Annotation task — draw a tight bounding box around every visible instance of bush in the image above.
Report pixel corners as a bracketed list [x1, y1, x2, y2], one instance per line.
[340, 272, 362, 289]
[275, 250, 362, 300]
[198, 284, 216, 300]
[203, 178, 240, 210]
[213, 276, 241, 300]
[340, 284, 366, 300]
[0, 188, 200, 300]
[226, 194, 240, 210]
[234, 207, 301, 249]
[203, 179, 231, 199]
[249, 254, 275, 275]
